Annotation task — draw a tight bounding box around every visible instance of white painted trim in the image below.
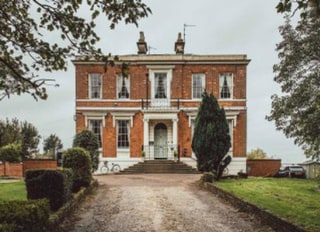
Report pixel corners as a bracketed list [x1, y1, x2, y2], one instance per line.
[76, 99, 142, 102]
[83, 113, 107, 127]
[111, 112, 135, 128]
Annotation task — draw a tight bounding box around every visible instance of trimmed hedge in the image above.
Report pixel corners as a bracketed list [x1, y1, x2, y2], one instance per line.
[63, 147, 92, 192]
[25, 169, 72, 211]
[0, 199, 50, 232]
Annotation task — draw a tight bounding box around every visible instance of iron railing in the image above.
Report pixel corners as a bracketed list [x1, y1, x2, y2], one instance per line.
[141, 98, 180, 110]
[142, 144, 178, 160]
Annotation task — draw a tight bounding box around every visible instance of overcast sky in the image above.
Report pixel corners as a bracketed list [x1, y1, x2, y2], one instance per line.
[0, 0, 306, 164]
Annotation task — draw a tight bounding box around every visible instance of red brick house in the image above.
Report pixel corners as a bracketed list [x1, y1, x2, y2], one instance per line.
[73, 32, 250, 174]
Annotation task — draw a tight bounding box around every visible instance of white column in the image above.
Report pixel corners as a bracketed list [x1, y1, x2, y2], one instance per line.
[143, 119, 149, 147]
[172, 118, 178, 150]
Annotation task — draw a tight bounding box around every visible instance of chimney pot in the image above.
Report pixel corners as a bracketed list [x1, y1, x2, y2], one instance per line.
[175, 32, 185, 54]
[137, 31, 148, 54]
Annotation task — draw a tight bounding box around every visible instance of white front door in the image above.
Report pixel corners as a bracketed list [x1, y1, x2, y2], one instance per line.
[154, 123, 168, 159]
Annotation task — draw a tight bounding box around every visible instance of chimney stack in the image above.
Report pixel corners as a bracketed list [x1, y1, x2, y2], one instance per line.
[137, 31, 148, 54]
[174, 32, 185, 54]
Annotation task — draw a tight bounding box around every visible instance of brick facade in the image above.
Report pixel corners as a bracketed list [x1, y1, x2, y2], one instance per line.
[73, 46, 250, 174]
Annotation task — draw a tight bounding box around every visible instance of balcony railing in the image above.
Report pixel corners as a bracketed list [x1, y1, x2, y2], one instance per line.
[141, 98, 180, 110]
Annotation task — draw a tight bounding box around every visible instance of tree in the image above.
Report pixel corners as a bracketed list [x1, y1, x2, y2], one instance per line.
[247, 148, 268, 160]
[0, 143, 21, 176]
[276, 0, 320, 18]
[43, 134, 63, 158]
[20, 121, 41, 159]
[191, 92, 231, 180]
[73, 130, 99, 172]
[0, 118, 40, 159]
[267, 6, 320, 160]
[0, 118, 21, 147]
[0, 0, 151, 100]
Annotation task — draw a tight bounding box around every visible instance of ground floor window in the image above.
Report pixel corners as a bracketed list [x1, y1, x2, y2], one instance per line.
[88, 119, 102, 147]
[117, 120, 130, 148]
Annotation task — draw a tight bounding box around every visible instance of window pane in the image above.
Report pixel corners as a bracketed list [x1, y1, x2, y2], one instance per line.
[89, 120, 102, 147]
[89, 73, 101, 99]
[192, 74, 204, 99]
[155, 73, 167, 99]
[117, 120, 129, 148]
[117, 75, 130, 99]
[220, 73, 232, 99]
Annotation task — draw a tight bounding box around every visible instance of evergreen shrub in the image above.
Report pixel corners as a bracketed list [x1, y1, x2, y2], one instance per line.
[25, 169, 72, 211]
[63, 147, 92, 192]
[0, 199, 50, 232]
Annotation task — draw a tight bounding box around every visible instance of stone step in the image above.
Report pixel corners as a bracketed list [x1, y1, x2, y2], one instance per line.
[119, 160, 200, 174]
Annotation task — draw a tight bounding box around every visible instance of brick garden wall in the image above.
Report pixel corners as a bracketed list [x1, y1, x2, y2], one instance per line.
[247, 159, 281, 177]
[0, 160, 58, 177]
[0, 162, 23, 177]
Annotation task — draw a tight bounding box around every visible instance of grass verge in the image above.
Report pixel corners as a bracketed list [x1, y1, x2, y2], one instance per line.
[215, 178, 320, 232]
[0, 181, 27, 202]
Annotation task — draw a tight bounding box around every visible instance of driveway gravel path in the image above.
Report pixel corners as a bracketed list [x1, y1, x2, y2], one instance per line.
[59, 174, 274, 232]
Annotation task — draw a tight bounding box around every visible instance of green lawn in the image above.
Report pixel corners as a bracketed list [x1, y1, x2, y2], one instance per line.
[0, 181, 27, 202]
[215, 178, 320, 232]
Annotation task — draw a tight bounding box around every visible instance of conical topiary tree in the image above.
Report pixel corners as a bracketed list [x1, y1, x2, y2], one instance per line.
[73, 130, 99, 172]
[191, 91, 231, 180]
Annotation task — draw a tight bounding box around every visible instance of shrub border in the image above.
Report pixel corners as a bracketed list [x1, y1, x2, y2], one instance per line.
[47, 179, 98, 230]
[199, 181, 305, 232]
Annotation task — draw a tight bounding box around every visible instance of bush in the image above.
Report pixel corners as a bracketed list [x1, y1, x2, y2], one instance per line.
[73, 130, 100, 172]
[0, 223, 14, 232]
[63, 147, 92, 192]
[0, 143, 21, 163]
[25, 169, 72, 211]
[0, 199, 50, 232]
[201, 172, 215, 183]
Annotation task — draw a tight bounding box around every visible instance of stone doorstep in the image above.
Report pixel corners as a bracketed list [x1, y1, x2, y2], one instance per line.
[200, 182, 306, 232]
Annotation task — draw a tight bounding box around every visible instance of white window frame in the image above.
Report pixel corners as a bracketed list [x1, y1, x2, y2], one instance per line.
[116, 74, 130, 99]
[192, 73, 205, 99]
[117, 120, 130, 150]
[88, 119, 102, 148]
[147, 65, 174, 107]
[88, 73, 102, 99]
[219, 73, 233, 99]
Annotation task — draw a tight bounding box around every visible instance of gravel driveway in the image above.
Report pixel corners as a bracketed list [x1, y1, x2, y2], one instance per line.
[59, 174, 273, 232]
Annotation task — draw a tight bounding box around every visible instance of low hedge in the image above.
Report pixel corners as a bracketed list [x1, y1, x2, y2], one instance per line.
[25, 169, 72, 211]
[0, 199, 50, 232]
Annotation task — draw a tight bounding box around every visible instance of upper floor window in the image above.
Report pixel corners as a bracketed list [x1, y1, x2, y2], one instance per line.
[154, 73, 167, 99]
[117, 120, 130, 149]
[219, 73, 233, 99]
[192, 73, 205, 99]
[88, 119, 102, 148]
[117, 74, 130, 99]
[89, 73, 102, 99]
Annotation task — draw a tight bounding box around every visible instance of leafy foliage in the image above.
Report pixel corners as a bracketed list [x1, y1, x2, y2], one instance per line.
[43, 134, 63, 158]
[0, 143, 21, 163]
[0, 199, 50, 232]
[276, 0, 320, 18]
[25, 169, 72, 211]
[0, 0, 151, 100]
[20, 121, 40, 159]
[0, 118, 40, 159]
[247, 148, 268, 159]
[0, 118, 20, 147]
[191, 92, 231, 180]
[73, 129, 99, 172]
[62, 147, 92, 192]
[267, 10, 320, 160]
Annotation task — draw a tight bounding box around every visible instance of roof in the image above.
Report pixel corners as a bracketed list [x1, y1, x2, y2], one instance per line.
[73, 54, 251, 65]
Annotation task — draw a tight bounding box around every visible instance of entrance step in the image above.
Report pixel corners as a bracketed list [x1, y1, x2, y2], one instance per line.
[118, 160, 200, 174]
